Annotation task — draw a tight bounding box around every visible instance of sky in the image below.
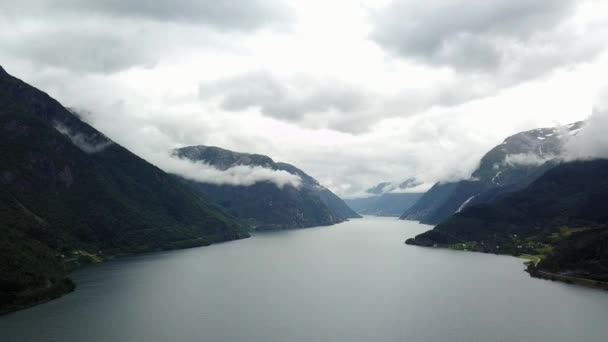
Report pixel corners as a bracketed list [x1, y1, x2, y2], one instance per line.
[1, 0, 607, 198]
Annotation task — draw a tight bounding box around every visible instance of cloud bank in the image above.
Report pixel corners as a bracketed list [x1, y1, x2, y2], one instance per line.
[198, 71, 368, 121]
[503, 153, 557, 167]
[53, 122, 114, 154]
[497, 108, 608, 168]
[1, 0, 607, 197]
[0, 0, 292, 74]
[149, 153, 302, 188]
[4, 0, 292, 31]
[565, 109, 608, 160]
[371, 0, 594, 76]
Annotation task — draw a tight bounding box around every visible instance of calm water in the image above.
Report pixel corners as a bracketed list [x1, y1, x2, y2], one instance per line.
[2, 217, 608, 342]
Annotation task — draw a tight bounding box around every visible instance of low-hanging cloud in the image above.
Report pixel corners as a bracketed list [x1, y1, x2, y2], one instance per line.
[56, 108, 302, 189]
[1, 1, 605, 199]
[564, 109, 608, 160]
[151, 152, 302, 188]
[502, 153, 557, 167]
[53, 122, 114, 153]
[364, 178, 426, 196]
[387, 183, 430, 194]
[498, 108, 608, 165]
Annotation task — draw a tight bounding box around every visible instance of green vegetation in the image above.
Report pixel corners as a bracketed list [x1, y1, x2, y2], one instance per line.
[0, 66, 248, 314]
[401, 123, 582, 225]
[407, 159, 608, 288]
[535, 229, 608, 282]
[519, 255, 541, 265]
[0, 221, 75, 314]
[173, 146, 360, 230]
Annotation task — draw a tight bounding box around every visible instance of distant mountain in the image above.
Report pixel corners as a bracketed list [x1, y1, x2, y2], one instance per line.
[406, 159, 608, 283]
[345, 179, 423, 216]
[0, 66, 248, 314]
[346, 193, 423, 217]
[401, 123, 584, 225]
[173, 146, 360, 230]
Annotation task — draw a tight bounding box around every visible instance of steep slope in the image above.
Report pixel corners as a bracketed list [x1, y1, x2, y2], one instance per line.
[0, 66, 248, 314]
[406, 159, 608, 282]
[173, 146, 360, 230]
[399, 181, 486, 223]
[272, 162, 359, 220]
[401, 123, 583, 224]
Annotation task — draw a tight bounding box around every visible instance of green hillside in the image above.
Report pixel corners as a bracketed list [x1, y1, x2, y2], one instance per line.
[0, 66, 248, 314]
[406, 160, 608, 283]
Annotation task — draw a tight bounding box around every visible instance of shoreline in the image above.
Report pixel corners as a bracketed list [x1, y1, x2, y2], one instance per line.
[2, 218, 358, 316]
[527, 269, 608, 290]
[1, 233, 251, 316]
[405, 239, 608, 291]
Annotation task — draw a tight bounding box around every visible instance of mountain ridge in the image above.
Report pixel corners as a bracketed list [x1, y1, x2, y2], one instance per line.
[173, 145, 360, 230]
[401, 122, 584, 225]
[406, 159, 608, 284]
[345, 179, 424, 216]
[0, 66, 248, 314]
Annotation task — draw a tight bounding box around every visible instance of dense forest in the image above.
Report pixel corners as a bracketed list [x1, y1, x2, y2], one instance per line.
[0, 66, 248, 314]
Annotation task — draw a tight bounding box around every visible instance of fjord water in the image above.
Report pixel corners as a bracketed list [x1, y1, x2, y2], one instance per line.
[2, 217, 607, 342]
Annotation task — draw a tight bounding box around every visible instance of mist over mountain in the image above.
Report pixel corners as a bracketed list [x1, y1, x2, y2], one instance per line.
[401, 122, 584, 225]
[2, 0, 608, 337]
[406, 159, 608, 282]
[173, 145, 360, 230]
[564, 109, 608, 160]
[149, 146, 303, 189]
[405, 113, 608, 283]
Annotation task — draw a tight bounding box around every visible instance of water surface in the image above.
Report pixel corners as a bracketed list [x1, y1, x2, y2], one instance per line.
[1, 217, 607, 342]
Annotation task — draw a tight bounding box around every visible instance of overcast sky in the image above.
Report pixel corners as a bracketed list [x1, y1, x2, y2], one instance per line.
[1, 0, 607, 197]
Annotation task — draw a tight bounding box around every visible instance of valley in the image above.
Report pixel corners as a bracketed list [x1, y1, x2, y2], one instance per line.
[3, 217, 608, 342]
[2, 1, 608, 341]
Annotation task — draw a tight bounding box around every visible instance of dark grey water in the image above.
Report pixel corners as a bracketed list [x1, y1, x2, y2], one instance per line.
[1, 217, 608, 342]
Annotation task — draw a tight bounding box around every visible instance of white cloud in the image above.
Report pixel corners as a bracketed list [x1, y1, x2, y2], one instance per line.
[370, 0, 597, 76]
[152, 153, 302, 188]
[2, 0, 293, 31]
[1, 0, 607, 198]
[388, 183, 431, 194]
[198, 71, 374, 132]
[53, 122, 114, 154]
[565, 108, 608, 160]
[503, 153, 556, 167]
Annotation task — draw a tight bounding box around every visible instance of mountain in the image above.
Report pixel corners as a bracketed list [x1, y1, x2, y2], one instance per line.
[406, 159, 608, 283]
[173, 146, 360, 230]
[0, 66, 248, 314]
[400, 123, 584, 225]
[345, 179, 424, 216]
[345, 193, 423, 217]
